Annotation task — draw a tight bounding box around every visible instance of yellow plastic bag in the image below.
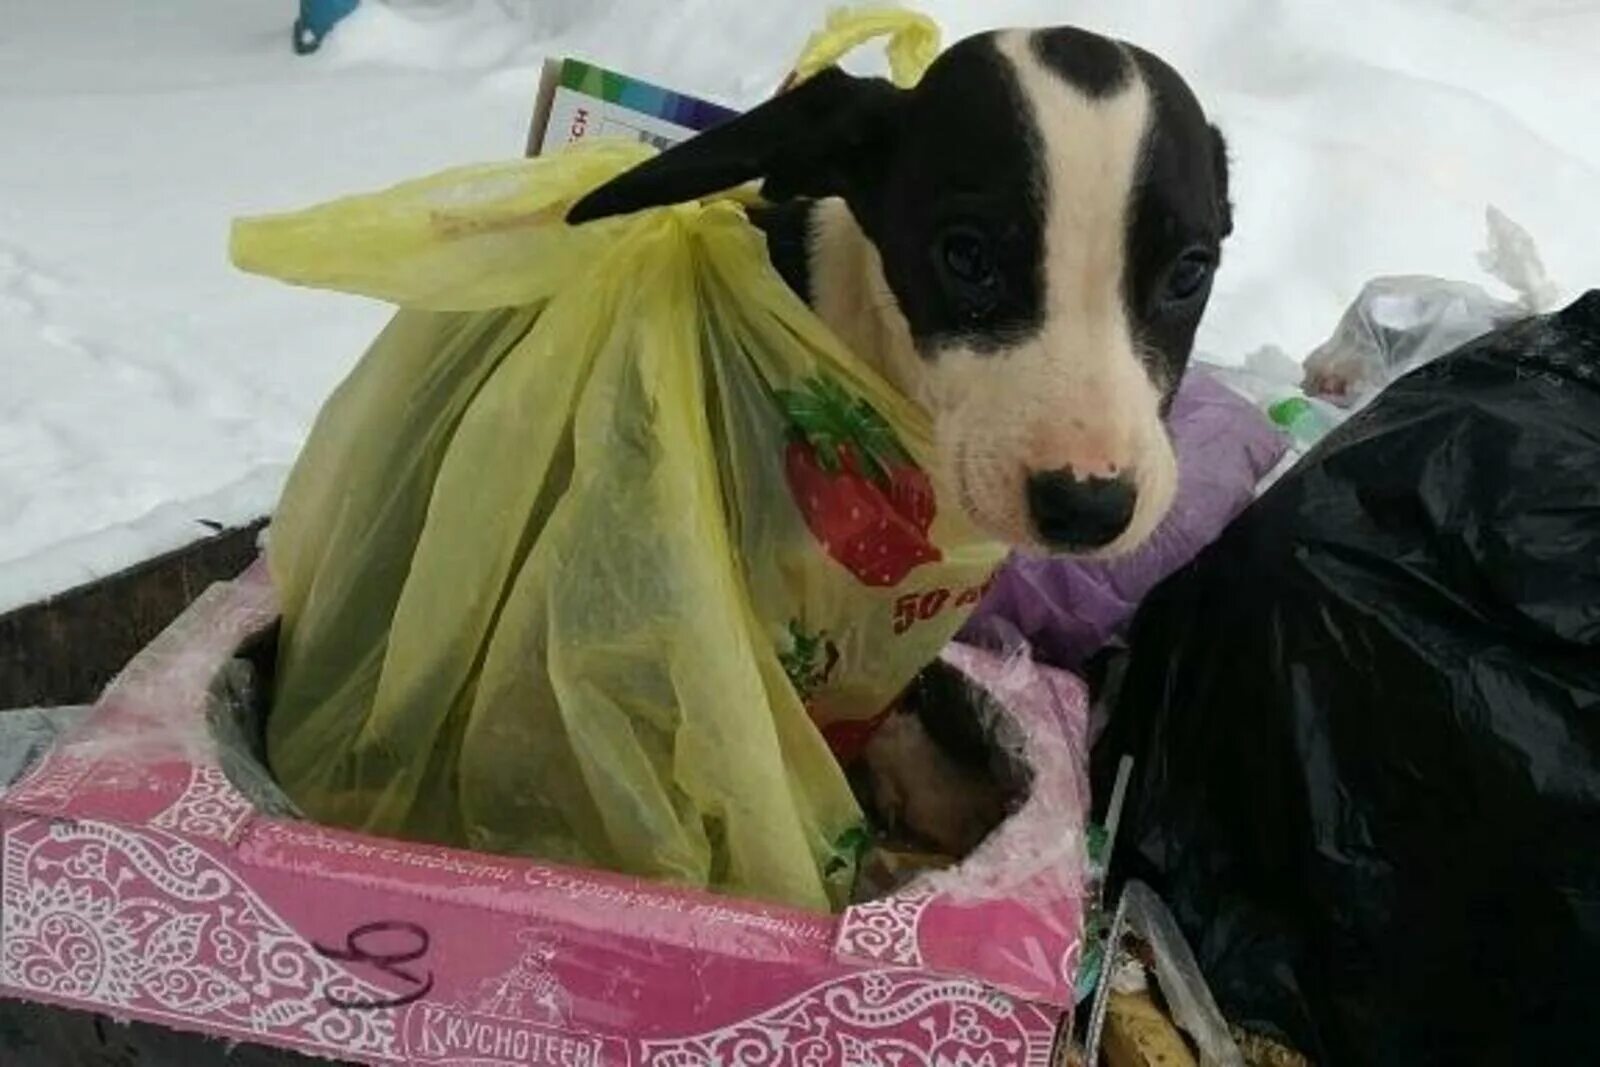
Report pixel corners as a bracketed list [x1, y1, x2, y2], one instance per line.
[784, 6, 940, 89]
[236, 7, 1002, 912]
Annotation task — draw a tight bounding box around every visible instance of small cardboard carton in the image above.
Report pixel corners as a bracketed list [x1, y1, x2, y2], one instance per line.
[527, 57, 739, 157]
[0, 559, 1089, 1064]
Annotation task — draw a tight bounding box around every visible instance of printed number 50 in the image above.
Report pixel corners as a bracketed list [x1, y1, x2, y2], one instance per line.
[893, 589, 950, 635]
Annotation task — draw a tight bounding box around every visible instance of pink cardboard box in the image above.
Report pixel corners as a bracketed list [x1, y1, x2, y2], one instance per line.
[0, 559, 1088, 1065]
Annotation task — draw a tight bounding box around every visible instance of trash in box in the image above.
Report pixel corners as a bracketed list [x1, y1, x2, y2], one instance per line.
[0, 558, 1089, 1064]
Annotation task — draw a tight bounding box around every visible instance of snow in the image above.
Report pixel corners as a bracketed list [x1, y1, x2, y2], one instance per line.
[3, 0, 1599, 611]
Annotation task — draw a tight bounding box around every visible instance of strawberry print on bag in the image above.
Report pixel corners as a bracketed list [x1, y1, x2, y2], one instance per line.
[776, 375, 942, 587]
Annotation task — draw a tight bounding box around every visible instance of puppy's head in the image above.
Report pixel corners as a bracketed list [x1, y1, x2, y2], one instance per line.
[570, 28, 1232, 556]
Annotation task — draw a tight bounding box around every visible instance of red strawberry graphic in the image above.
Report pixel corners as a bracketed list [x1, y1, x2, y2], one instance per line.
[776, 375, 941, 588]
[886, 462, 936, 536]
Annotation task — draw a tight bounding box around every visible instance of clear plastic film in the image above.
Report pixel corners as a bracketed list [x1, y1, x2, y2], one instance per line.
[1119, 881, 1247, 1067]
[1300, 206, 1558, 408]
[0, 705, 94, 790]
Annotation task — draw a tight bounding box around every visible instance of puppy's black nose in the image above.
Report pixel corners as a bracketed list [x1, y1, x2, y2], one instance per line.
[1027, 469, 1137, 550]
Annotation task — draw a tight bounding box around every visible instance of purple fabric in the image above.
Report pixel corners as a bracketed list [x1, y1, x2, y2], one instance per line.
[960, 367, 1289, 668]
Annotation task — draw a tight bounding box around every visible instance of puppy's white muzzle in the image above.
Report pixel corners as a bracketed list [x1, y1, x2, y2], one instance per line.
[929, 339, 1179, 559]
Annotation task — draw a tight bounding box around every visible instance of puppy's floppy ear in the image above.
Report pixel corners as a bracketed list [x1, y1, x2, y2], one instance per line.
[1209, 124, 1233, 239]
[567, 67, 904, 225]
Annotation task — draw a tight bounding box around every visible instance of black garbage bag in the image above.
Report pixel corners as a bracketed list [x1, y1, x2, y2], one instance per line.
[1092, 291, 1600, 1065]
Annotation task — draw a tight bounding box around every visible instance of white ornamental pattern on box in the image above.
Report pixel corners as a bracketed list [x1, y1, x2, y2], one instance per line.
[150, 765, 257, 843]
[0, 818, 401, 1061]
[640, 969, 1057, 1067]
[834, 885, 936, 967]
[2, 748, 95, 813]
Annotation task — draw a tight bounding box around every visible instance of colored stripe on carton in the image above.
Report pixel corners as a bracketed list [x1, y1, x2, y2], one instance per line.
[559, 58, 738, 132]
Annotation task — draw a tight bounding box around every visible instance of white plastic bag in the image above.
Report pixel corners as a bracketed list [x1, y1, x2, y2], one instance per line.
[1301, 206, 1558, 408]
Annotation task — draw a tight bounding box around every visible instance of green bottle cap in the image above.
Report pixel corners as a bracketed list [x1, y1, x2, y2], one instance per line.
[1269, 396, 1313, 427]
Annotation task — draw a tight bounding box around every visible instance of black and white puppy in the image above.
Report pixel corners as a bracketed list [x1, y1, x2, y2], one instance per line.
[571, 27, 1232, 851]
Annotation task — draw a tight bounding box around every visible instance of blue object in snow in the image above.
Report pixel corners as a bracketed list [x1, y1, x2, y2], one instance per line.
[294, 0, 360, 54]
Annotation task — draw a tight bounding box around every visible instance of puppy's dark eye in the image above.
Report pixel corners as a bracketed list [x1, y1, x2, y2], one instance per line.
[942, 232, 993, 285]
[934, 227, 1001, 316]
[1163, 249, 1214, 305]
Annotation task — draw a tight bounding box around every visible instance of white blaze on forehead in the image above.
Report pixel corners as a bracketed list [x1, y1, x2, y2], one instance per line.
[992, 30, 1152, 409]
